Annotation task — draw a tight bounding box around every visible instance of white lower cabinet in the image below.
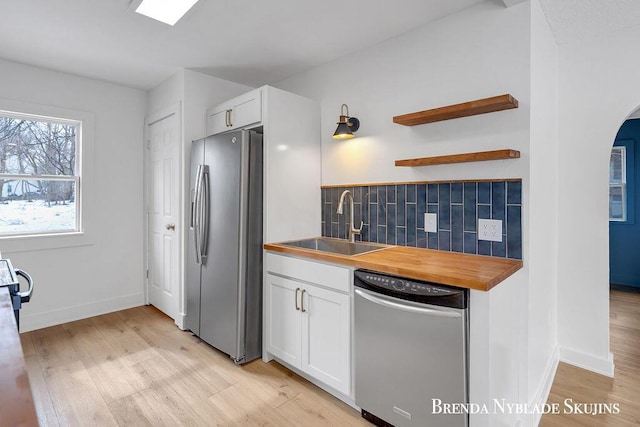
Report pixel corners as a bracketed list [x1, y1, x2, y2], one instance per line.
[301, 283, 351, 393]
[265, 254, 352, 396]
[267, 275, 303, 367]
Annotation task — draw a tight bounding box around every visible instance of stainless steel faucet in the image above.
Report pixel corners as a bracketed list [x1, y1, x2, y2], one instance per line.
[336, 190, 363, 243]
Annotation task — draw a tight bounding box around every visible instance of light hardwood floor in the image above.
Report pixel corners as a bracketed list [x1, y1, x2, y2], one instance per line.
[22, 290, 640, 426]
[21, 306, 369, 426]
[540, 289, 640, 426]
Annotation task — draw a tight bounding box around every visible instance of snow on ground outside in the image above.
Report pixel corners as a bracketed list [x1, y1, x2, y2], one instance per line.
[0, 200, 76, 234]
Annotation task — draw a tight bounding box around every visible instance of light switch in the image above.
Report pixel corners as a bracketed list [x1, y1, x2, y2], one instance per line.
[425, 213, 437, 233]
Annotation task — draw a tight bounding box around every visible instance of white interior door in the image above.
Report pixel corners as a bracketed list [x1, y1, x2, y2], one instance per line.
[148, 112, 180, 320]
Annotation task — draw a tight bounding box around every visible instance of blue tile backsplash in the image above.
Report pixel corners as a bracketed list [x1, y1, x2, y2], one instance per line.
[321, 180, 522, 259]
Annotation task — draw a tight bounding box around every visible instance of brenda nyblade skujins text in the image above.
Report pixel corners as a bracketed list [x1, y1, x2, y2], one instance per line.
[432, 398, 621, 416]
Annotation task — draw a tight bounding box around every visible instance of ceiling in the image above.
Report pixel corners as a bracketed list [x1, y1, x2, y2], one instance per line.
[0, 0, 487, 90]
[539, 0, 640, 45]
[537, 0, 640, 119]
[3, 1, 640, 91]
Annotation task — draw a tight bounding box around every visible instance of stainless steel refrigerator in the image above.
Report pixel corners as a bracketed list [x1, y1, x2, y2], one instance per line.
[186, 129, 263, 364]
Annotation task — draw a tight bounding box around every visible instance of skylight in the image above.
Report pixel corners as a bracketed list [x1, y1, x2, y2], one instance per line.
[135, 0, 199, 26]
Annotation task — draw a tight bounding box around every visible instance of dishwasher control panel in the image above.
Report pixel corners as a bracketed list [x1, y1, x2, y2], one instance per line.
[354, 269, 467, 308]
[355, 271, 455, 296]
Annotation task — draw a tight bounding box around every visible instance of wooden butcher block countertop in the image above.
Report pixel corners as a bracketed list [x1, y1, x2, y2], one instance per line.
[0, 287, 38, 427]
[264, 239, 523, 291]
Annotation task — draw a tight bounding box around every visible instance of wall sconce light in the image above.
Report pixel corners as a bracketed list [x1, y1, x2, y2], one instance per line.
[332, 104, 360, 139]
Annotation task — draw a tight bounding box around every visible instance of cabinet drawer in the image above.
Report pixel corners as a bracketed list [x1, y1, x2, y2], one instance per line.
[266, 252, 351, 293]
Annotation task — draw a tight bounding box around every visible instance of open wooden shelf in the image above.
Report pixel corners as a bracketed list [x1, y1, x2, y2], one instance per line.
[393, 94, 518, 126]
[395, 149, 520, 167]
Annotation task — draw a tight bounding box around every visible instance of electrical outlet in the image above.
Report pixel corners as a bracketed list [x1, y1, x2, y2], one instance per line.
[425, 213, 437, 233]
[478, 219, 503, 242]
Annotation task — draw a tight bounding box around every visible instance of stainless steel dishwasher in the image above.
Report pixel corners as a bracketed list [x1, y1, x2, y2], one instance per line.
[354, 269, 468, 427]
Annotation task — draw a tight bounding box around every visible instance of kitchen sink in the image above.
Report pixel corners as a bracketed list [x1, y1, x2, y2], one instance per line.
[280, 237, 386, 256]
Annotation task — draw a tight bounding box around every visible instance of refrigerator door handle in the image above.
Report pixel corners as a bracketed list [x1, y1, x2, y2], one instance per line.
[200, 165, 210, 261]
[192, 165, 202, 228]
[190, 167, 199, 230]
[193, 164, 203, 265]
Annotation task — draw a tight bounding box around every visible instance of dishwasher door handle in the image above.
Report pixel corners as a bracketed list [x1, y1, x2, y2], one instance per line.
[355, 288, 462, 318]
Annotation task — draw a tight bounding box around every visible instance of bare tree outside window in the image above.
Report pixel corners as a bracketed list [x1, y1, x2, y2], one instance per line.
[0, 113, 79, 236]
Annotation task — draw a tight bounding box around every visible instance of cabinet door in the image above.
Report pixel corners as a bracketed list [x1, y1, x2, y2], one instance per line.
[207, 108, 230, 136]
[266, 274, 302, 368]
[301, 284, 351, 395]
[229, 89, 261, 130]
[206, 89, 262, 135]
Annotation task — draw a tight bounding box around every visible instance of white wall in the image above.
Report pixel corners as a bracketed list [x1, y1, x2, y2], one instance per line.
[146, 69, 252, 326]
[146, 70, 184, 115]
[526, 0, 559, 423]
[182, 69, 253, 143]
[0, 58, 147, 331]
[276, 1, 535, 425]
[276, 1, 530, 186]
[555, 25, 640, 376]
[146, 68, 253, 141]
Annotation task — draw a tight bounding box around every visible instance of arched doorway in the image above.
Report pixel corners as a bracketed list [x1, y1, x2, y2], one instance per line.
[609, 117, 640, 289]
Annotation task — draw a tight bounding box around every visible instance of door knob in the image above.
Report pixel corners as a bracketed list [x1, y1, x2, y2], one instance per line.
[166, 224, 176, 231]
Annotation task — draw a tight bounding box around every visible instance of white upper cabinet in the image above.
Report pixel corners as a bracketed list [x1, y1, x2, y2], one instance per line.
[231, 90, 261, 129]
[206, 85, 321, 242]
[207, 88, 262, 135]
[207, 109, 228, 135]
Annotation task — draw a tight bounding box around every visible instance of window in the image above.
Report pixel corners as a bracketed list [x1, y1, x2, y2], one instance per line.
[609, 146, 626, 221]
[609, 139, 636, 224]
[0, 111, 80, 236]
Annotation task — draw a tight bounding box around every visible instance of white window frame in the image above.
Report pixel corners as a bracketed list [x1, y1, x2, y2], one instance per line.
[0, 98, 94, 253]
[609, 146, 627, 222]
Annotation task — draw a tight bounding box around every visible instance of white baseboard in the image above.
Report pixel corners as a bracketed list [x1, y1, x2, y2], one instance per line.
[20, 292, 145, 332]
[529, 346, 560, 426]
[559, 346, 614, 378]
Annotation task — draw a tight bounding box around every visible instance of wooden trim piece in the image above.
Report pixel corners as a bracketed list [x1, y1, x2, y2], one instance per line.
[0, 288, 38, 426]
[320, 178, 522, 189]
[395, 149, 520, 167]
[393, 94, 519, 126]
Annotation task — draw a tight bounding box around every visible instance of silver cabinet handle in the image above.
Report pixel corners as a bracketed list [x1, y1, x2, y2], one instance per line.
[166, 224, 175, 231]
[295, 288, 300, 310]
[301, 289, 307, 313]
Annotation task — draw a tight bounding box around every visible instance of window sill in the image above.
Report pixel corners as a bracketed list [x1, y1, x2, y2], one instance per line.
[0, 231, 94, 255]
